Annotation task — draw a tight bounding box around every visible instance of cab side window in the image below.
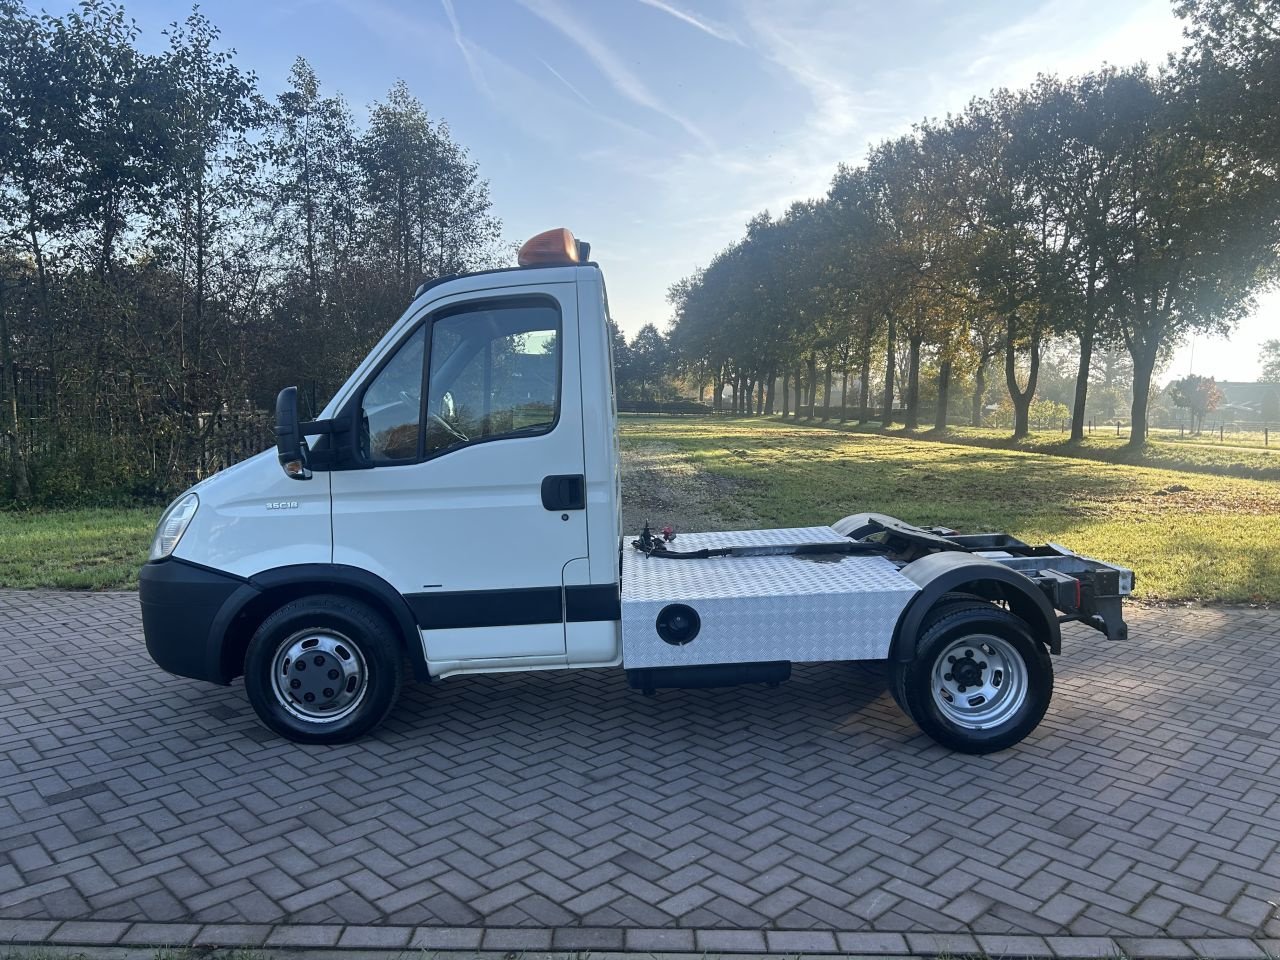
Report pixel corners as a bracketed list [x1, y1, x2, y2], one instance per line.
[358, 297, 561, 465]
[424, 300, 560, 457]
[362, 326, 426, 464]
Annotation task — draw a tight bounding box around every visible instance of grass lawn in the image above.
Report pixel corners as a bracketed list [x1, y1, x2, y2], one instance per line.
[778, 418, 1280, 481]
[620, 417, 1280, 604]
[3, 417, 1278, 601]
[0, 506, 155, 590]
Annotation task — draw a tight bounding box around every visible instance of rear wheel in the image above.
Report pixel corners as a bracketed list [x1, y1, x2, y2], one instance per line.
[892, 601, 1052, 754]
[244, 594, 403, 744]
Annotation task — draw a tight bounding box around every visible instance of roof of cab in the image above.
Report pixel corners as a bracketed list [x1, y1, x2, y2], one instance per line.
[409, 262, 598, 308]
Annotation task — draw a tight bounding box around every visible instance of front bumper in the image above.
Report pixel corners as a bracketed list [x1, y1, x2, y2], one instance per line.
[139, 559, 250, 684]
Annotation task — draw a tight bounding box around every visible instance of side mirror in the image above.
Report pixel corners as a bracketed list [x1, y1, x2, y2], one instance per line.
[274, 386, 312, 480]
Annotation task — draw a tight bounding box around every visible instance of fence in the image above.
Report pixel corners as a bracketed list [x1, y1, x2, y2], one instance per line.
[1, 363, 274, 503]
[1028, 417, 1277, 446]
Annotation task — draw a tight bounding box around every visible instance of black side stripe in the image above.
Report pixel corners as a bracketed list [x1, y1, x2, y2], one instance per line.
[565, 584, 622, 623]
[406, 584, 620, 630]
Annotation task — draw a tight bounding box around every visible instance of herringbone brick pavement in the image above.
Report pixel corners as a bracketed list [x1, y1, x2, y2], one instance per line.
[0, 591, 1277, 941]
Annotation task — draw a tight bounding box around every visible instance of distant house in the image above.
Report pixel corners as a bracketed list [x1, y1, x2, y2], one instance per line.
[1215, 381, 1280, 422]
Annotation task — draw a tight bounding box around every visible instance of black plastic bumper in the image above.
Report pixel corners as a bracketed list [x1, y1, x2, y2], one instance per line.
[139, 559, 250, 684]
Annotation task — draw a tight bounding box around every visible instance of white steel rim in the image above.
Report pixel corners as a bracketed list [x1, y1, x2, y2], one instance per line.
[930, 633, 1028, 730]
[270, 629, 369, 723]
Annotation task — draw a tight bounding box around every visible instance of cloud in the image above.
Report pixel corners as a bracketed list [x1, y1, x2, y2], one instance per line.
[343, 0, 650, 147]
[439, 0, 493, 100]
[538, 57, 594, 107]
[957, 0, 1184, 90]
[515, 0, 714, 149]
[632, 0, 744, 46]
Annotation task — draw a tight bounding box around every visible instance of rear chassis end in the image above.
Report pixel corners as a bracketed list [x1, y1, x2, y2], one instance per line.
[837, 513, 1133, 643]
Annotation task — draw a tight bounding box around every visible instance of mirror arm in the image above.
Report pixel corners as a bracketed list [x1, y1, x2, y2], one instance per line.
[298, 418, 348, 436]
[296, 417, 351, 471]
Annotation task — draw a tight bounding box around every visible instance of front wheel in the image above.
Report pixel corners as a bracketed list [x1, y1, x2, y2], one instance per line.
[244, 594, 403, 744]
[891, 601, 1053, 754]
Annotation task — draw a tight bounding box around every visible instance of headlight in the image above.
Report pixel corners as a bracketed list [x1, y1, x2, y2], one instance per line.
[149, 493, 199, 561]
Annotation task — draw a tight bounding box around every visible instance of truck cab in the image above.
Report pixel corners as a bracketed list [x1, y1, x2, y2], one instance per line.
[141, 228, 1132, 754]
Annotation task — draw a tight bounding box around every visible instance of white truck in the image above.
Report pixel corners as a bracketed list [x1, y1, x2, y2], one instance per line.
[140, 228, 1133, 754]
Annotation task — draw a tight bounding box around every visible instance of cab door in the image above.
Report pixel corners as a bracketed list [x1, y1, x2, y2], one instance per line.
[330, 282, 587, 670]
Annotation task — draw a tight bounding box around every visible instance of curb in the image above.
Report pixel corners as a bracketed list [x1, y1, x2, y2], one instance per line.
[2, 921, 1278, 959]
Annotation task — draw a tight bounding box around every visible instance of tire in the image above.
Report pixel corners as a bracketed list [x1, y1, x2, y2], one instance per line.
[890, 601, 1053, 754]
[889, 592, 983, 720]
[244, 594, 404, 744]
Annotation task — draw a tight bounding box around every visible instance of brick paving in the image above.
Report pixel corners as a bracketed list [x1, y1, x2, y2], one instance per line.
[0, 590, 1278, 953]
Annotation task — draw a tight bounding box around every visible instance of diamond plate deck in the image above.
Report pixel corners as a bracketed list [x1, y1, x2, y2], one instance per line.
[621, 526, 920, 668]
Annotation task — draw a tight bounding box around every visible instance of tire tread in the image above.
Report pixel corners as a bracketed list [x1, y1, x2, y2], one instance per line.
[245, 593, 404, 744]
[890, 600, 1053, 754]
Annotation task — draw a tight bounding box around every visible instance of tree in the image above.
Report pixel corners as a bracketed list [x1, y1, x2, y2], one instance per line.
[361, 80, 502, 299]
[0, 267, 30, 500]
[1176, 0, 1280, 166]
[1261, 338, 1280, 382]
[959, 89, 1071, 440]
[1023, 71, 1135, 443]
[1168, 373, 1224, 432]
[156, 7, 269, 474]
[0, 2, 506, 504]
[261, 58, 366, 413]
[0, 0, 46, 500]
[1101, 70, 1279, 447]
[628, 323, 671, 402]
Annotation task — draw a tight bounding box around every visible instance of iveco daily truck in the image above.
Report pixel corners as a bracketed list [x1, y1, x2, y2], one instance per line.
[140, 228, 1133, 754]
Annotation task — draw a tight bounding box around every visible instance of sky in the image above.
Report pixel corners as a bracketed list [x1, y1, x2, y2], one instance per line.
[117, 0, 1275, 384]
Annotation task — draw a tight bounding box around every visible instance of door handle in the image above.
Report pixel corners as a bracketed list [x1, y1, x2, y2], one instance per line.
[541, 474, 585, 511]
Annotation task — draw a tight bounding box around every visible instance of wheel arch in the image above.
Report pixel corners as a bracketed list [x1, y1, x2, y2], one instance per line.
[891, 552, 1060, 663]
[213, 564, 429, 683]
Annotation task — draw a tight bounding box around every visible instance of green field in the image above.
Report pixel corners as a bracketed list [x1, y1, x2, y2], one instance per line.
[0, 507, 154, 590]
[3, 417, 1278, 601]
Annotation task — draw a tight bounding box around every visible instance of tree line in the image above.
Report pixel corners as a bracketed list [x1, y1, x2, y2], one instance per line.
[0, 0, 502, 504]
[666, 0, 1280, 448]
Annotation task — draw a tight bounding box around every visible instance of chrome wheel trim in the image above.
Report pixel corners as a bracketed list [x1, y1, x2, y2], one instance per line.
[930, 632, 1028, 730]
[269, 629, 368, 724]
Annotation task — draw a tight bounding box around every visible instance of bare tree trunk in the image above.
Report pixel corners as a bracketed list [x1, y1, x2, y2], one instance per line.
[765, 369, 775, 415]
[0, 277, 32, 501]
[1128, 338, 1159, 448]
[904, 334, 922, 430]
[882, 312, 897, 426]
[781, 372, 789, 418]
[1070, 324, 1094, 443]
[858, 348, 871, 423]
[1005, 318, 1041, 440]
[934, 359, 951, 431]
[971, 360, 986, 427]
[26, 199, 59, 427]
[839, 365, 849, 421]
[821, 363, 833, 422]
[1067, 276, 1099, 445]
[806, 355, 817, 419]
